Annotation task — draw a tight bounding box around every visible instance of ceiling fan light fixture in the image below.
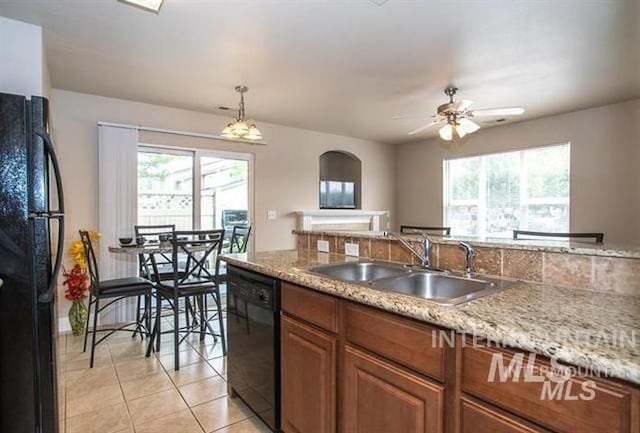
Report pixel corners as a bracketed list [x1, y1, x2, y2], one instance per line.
[400, 86, 525, 141]
[118, 0, 164, 13]
[439, 124, 453, 141]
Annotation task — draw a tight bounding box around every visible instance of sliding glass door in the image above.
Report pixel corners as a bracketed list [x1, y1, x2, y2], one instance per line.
[138, 146, 252, 246]
[137, 148, 194, 230]
[199, 156, 250, 233]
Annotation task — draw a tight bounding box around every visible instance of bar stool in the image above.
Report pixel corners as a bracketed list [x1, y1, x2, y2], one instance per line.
[80, 230, 155, 368]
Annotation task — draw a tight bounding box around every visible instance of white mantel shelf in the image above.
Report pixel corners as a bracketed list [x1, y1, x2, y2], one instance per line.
[295, 210, 388, 231]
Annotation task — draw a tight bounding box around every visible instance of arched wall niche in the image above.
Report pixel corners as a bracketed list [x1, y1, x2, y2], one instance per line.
[319, 150, 362, 209]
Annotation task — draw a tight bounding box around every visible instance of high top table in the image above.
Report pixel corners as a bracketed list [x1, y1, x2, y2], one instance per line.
[108, 241, 228, 256]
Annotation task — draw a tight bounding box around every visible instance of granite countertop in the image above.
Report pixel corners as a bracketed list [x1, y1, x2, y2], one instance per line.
[293, 229, 640, 259]
[221, 249, 640, 385]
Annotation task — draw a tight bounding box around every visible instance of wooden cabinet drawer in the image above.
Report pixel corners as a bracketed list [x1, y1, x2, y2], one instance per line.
[344, 303, 445, 381]
[342, 345, 444, 433]
[460, 397, 548, 433]
[461, 345, 637, 433]
[281, 282, 339, 333]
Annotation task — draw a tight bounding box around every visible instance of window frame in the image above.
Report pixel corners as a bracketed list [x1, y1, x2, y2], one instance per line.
[442, 142, 571, 238]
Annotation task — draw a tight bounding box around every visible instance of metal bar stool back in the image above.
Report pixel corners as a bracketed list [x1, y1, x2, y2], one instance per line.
[400, 225, 451, 236]
[134, 224, 175, 280]
[513, 230, 604, 243]
[229, 224, 252, 253]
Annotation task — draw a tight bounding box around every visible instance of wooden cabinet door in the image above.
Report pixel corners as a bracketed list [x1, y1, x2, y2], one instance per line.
[342, 345, 444, 433]
[281, 315, 337, 433]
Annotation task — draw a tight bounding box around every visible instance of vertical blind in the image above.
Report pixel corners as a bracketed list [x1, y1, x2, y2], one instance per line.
[98, 124, 139, 324]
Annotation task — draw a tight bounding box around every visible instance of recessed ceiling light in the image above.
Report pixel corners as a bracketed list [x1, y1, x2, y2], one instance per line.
[118, 0, 164, 13]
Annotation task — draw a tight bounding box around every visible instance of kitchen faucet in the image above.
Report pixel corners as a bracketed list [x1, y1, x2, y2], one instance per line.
[386, 231, 441, 271]
[459, 241, 475, 277]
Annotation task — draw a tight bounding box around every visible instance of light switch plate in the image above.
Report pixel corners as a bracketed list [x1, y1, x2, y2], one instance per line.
[267, 210, 277, 220]
[344, 242, 359, 257]
[317, 239, 330, 253]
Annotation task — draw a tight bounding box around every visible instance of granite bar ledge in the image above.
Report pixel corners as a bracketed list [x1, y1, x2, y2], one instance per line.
[292, 229, 640, 259]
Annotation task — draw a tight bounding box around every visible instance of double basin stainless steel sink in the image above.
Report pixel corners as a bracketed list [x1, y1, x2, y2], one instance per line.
[307, 261, 516, 306]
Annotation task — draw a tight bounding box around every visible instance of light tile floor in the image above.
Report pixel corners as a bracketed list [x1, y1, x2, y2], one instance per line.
[60, 311, 271, 433]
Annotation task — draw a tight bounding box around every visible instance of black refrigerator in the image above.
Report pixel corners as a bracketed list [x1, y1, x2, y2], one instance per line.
[0, 93, 65, 433]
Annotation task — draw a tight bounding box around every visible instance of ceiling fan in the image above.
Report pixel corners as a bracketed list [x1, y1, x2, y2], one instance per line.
[405, 87, 525, 141]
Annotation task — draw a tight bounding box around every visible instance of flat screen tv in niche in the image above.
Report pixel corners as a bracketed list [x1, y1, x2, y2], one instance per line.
[320, 180, 356, 209]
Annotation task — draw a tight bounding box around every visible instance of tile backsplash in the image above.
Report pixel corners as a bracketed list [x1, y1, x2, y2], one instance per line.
[295, 232, 640, 295]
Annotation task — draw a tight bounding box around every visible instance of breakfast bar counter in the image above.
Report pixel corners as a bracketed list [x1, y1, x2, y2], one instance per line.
[221, 249, 640, 385]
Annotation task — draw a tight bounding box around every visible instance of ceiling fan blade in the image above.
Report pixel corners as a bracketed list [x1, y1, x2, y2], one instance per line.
[408, 119, 444, 135]
[458, 118, 481, 134]
[453, 99, 474, 112]
[392, 114, 435, 120]
[468, 107, 525, 117]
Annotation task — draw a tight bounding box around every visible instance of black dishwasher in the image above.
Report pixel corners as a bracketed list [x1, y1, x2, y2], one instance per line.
[227, 265, 281, 432]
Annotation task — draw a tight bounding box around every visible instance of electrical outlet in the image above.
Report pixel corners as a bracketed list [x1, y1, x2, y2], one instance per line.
[317, 239, 330, 253]
[344, 242, 359, 257]
[267, 210, 277, 220]
[316, 252, 330, 264]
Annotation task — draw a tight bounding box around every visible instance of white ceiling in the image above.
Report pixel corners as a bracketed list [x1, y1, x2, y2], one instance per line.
[1, 0, 638, 144]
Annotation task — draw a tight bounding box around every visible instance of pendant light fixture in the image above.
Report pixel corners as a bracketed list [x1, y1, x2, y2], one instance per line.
[118, 0, 164, 13]
[221, 86, 263, 141]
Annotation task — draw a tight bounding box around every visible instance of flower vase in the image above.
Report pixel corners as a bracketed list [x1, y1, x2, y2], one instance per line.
[69, 300, 88, 336]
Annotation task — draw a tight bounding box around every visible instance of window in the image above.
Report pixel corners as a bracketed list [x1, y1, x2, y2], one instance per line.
[443, 144, 570, 237]
[137, 146, 251, 240]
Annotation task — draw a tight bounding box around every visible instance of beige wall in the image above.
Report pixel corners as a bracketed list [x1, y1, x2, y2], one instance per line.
[395, 99, 640, 244]
[51, 89, 395, 257]
[42, 51, 51, 100]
